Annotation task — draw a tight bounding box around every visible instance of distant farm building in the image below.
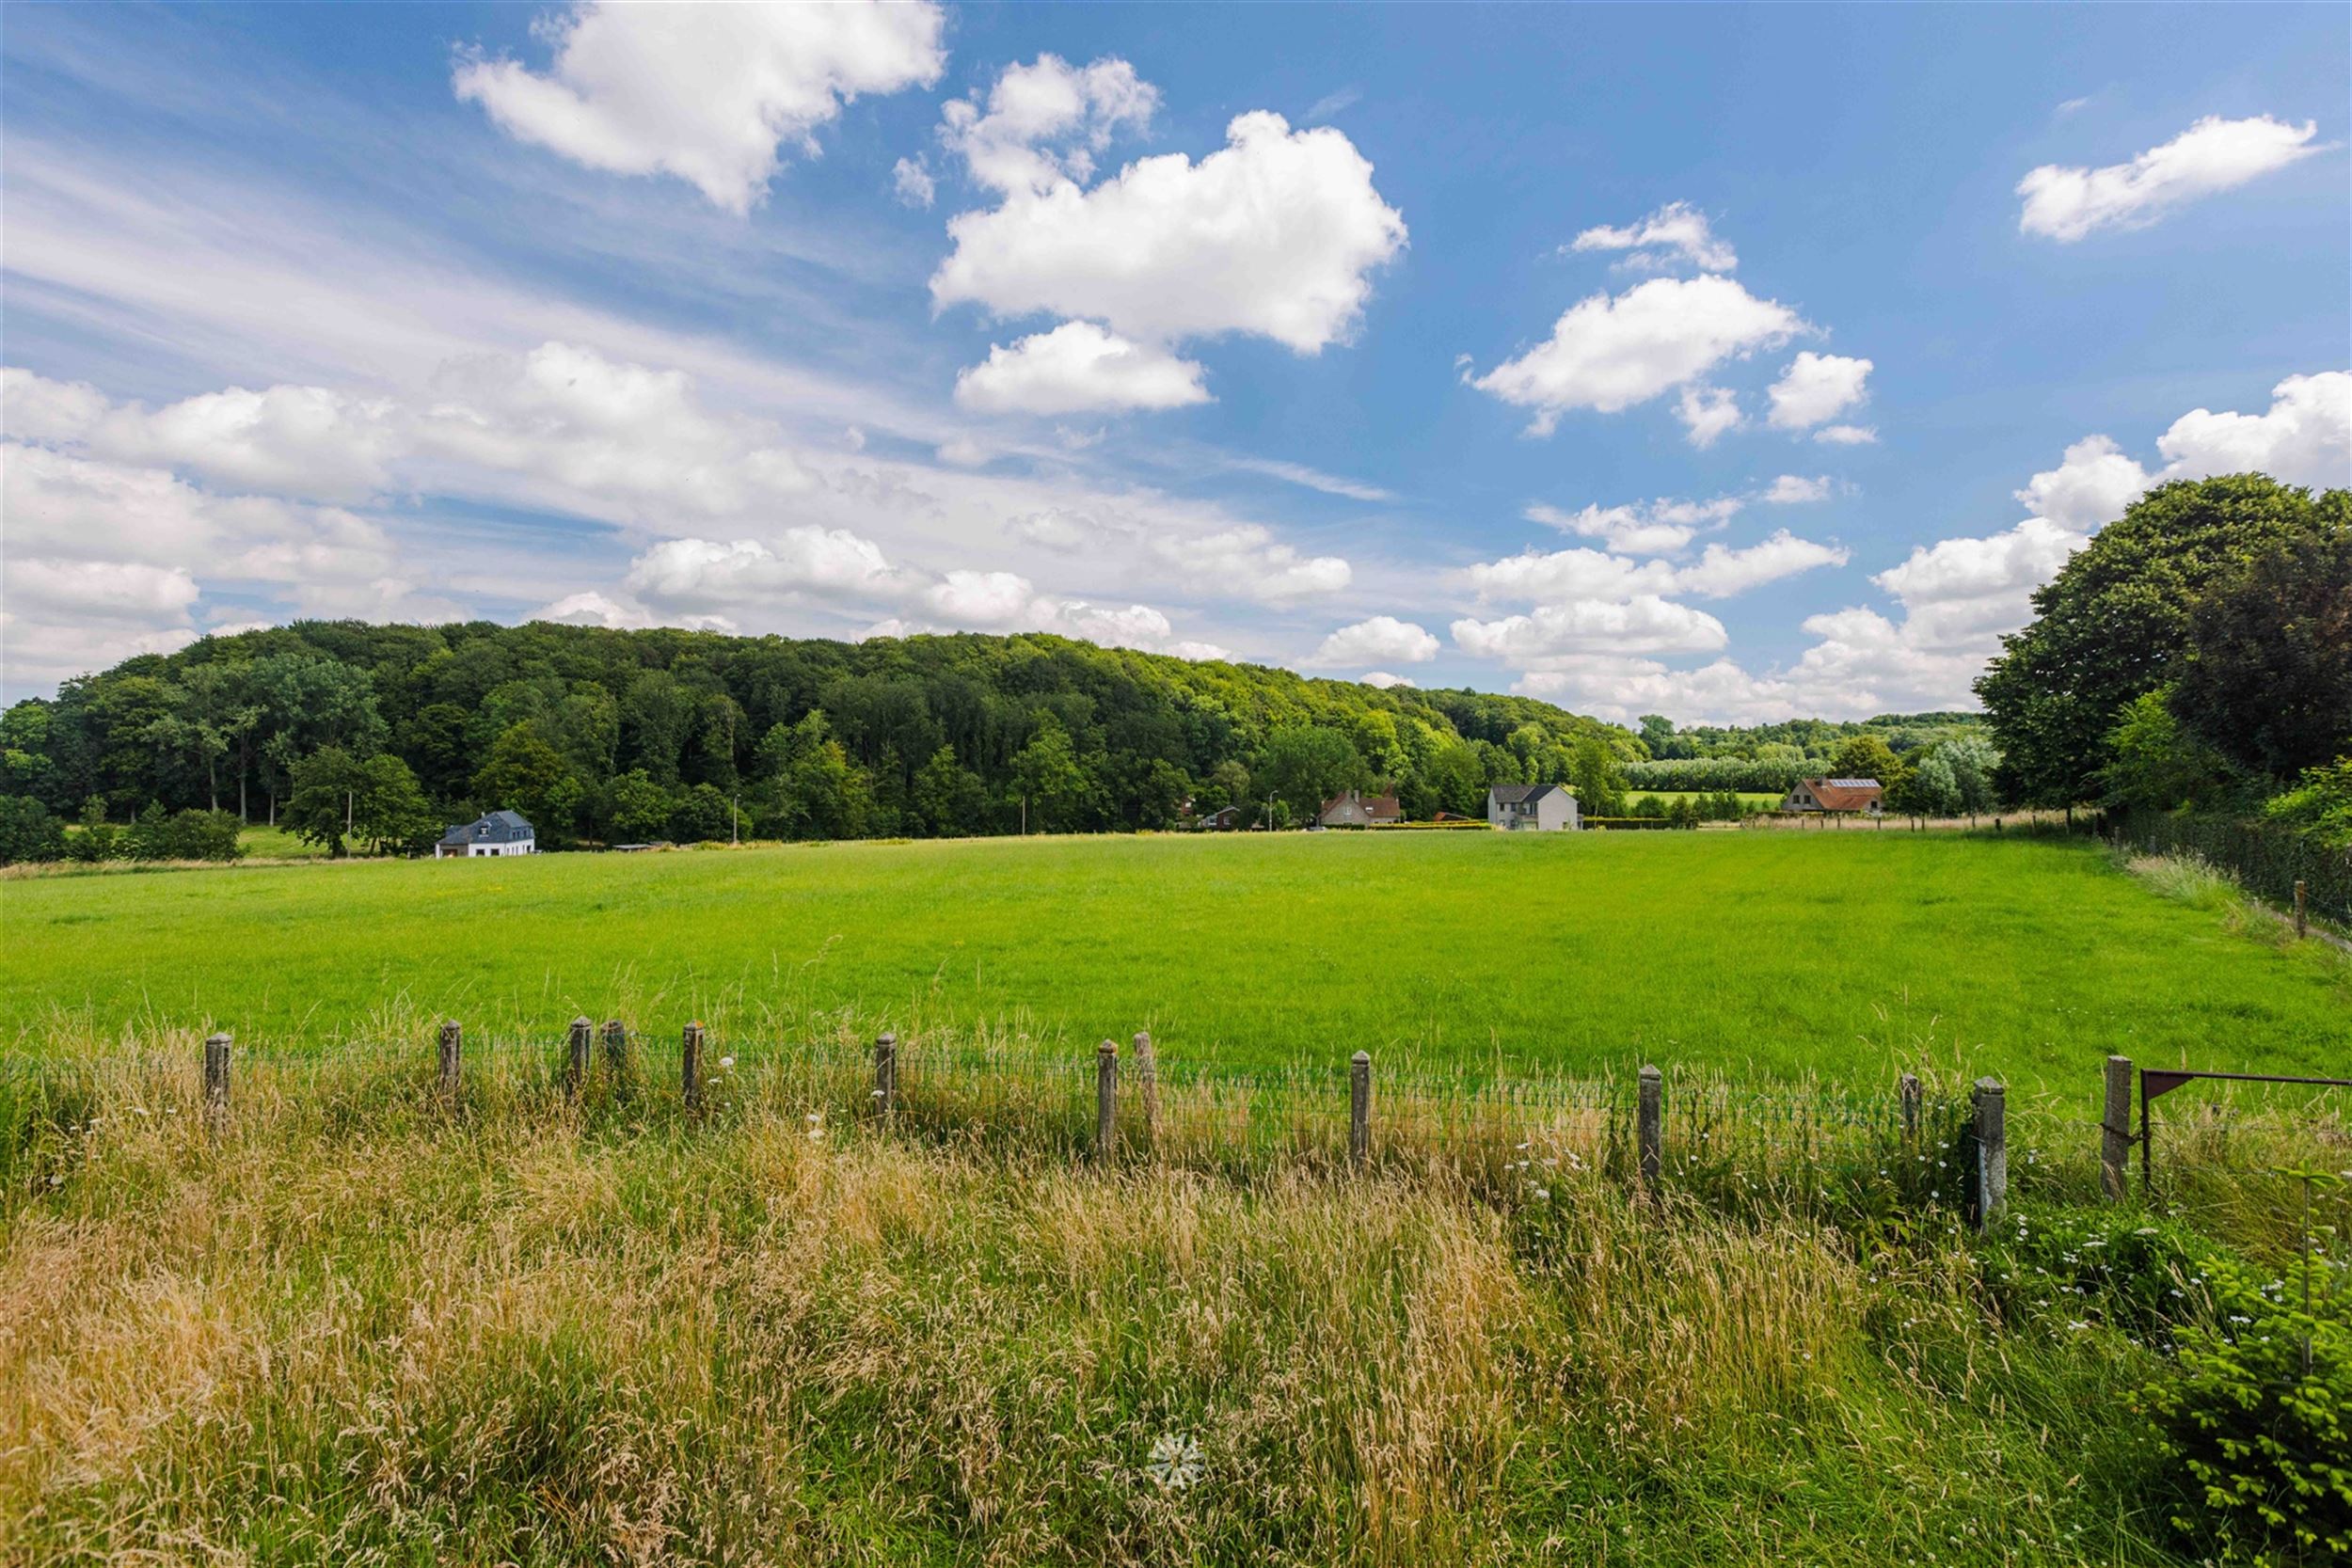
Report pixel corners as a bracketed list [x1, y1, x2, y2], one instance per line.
[436, 810, 536, 858]
[1487, 784, 1580, 832]
[1782, 778, 1884, 814]
[1194, 804, 1246, 832]
[1318, 789, 1403, 828]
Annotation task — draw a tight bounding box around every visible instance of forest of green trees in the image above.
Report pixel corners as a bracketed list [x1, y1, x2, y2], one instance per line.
[0, 624, 1662, 859]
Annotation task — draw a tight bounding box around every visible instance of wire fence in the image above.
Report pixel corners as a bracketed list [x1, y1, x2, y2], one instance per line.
[2107, 807, 2352, 927]
[4, 1027, 2342, 1246]
[0, 1026, 1963, 1210]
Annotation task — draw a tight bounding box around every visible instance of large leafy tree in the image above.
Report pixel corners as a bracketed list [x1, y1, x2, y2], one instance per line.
[2168, 518, 2352, 781]
[1012, 713, 1094, 833]
[471, 723, 582, 846]
[1252, 724, 1364, 823]
[286, 748, 437, 857]
[1977, 475, 2342, 806]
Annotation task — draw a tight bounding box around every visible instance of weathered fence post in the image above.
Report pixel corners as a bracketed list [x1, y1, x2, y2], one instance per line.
[602, 1020, 629, 1098]
[1898, 1071, 1921, 1148]
[681, 1022, 703, 1113]
[1095, 1038, 1119, 1160]
[1971, 1077, 2007, 1230]
[873, 1031, 896, 1118]
[437, 1020, 462, 1101]
[1637, 1064, 1662, 1199]
[1349, 1051, 1372, 1169]
[2294, 879, 2308, 939]
[566, 1016, 592, 1098]
[1134, 1030, 1158, 1155]
[202, 1032, 231, 1132]
[2100, 1055, 2133, 1201]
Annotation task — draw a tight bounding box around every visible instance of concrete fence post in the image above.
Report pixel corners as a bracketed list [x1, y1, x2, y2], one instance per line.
[1971, 1077, 2007, 1230]
[682, 1022, 703, 1113]
[2294, 880, 2308, 939]
[602, 1020, 629, 1098]
[437, 1020, 462, 1101]
[1134, 1030, 1158, 1155]
[873, 1031, 896, 1118]
[1899, 1072, 1921, 1148]
[1349, 1051, 1372, 1169]
[202, 1032, 231, 1132]
[2100, 1055, 2132, 1201]
[1095, 1038, 1119, 1159]
[566, 1017, 592, 1098]
[1637, 1064, 1663, 1198]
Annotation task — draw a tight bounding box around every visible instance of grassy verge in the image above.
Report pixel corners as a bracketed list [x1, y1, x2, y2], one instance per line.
[5, 1042, 2344, 1565]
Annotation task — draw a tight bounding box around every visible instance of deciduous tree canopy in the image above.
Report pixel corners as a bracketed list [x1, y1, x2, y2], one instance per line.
[1, 621, 1638, 852]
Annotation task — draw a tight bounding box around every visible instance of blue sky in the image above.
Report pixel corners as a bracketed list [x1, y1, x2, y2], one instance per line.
[3, 3, 2344, 719]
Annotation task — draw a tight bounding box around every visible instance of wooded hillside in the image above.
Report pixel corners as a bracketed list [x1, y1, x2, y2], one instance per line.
[0, 622, 1640, 850]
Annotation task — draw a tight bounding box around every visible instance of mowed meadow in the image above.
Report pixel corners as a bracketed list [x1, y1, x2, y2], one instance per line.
[7, 830, 2346, 1086]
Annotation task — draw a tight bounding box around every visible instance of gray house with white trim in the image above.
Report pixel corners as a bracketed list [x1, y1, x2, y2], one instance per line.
[1487, 784, 1580, 832]
[435, 810, 536, 858]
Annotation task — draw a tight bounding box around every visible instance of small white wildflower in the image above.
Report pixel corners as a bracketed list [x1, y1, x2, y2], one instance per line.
[1532, 1187, 1549, 1201]
[718, 1055, 735, 1069]
[47, 1174, 63, 1188]
[1143, 1432, 1203, 1492]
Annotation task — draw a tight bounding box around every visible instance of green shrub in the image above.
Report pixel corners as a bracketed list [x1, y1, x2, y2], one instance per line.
[2263, 756, 2352, 849]
[1978, 1204, 2218, 1340]
[2138, 1248, 2351, 1564]
[0, 795, 67, 864]
[123, 806, 246, 863]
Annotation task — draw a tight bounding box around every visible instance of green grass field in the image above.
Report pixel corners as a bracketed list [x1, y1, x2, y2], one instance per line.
[7, 832, 2345, 1087]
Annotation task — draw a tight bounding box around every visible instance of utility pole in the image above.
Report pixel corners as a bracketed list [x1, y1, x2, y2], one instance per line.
[731, 793, 739, 847]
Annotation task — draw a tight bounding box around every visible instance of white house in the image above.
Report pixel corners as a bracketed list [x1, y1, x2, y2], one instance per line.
[1487, 784, 1580, 832]
[435, 810, 536, 858]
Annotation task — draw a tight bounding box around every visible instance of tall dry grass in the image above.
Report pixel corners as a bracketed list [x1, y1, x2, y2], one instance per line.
[10, 1035, 2330, 1564]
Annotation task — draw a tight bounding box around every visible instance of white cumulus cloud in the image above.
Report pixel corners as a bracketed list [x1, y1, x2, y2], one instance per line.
[453, 0, 946, 214]
[1308, 615, 1438, 668]
[1763, 474, 1834, 504]
[891, 155, 935, 209]
[1568, 200, 1737, 272]
[1471, 276, 1805, 435]
[932, 103, 1406, 354]
[2018, 114, 2328, 242]
[1675, 385, 1745, 449]
[1452, 598, 1728, 662]
[1672, 530, 1850, 599]
[953, 322, 1210, 416]
[2155, 371, 2349, 486]
[1767, 351, 1872, 432]
[1526, 495, 1743, 556]
[939, 54, 1159, 198]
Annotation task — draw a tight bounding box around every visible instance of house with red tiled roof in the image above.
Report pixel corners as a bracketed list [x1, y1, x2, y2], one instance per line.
[1782, 778, 1884, 814]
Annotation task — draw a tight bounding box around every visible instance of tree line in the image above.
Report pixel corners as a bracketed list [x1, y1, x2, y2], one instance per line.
[1, 624, 1653, 859]
[1976, 473, 2350, 845]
